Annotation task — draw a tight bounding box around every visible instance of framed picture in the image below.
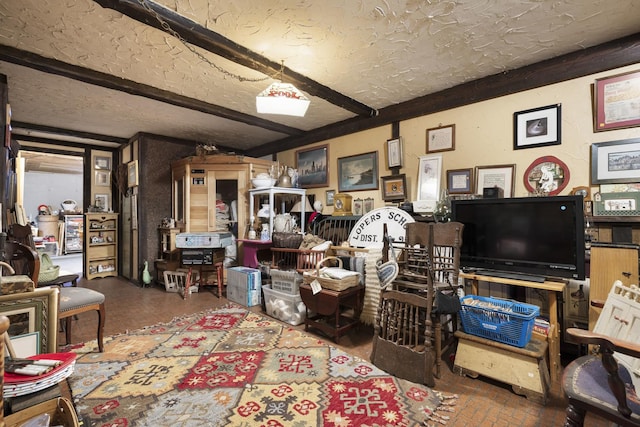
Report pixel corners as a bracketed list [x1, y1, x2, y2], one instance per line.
[523, 155, 569, 196]
[95, 194, 109, 212]
[326, 189, 335, 206]
[594, 69, 640, 132]
[128, 160, 139, 187]
[446, 168, 473, 194]
[95, 170, 110, 187]
[416, 155, 442, 202]
[364, 197, 374, 214]
[386, 137, 403, 168]
[337, 151, 379, 192]
[94, 156, 111, 170]
[513, 104, 561, 150]
[353, 198, 363, 215]
[591, 138, 640, 184]
[475, 164, 516, 197]
[0, 287, 59, 354]
[381, 174, 408, 201]
[426, 124, 455, 153]
[296, 144, 329, 188]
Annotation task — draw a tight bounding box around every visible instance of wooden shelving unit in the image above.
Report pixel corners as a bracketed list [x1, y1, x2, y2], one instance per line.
[84, 213, 119, 279]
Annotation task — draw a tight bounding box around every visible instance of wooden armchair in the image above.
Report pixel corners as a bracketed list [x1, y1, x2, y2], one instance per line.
[562, 281, 640, 426]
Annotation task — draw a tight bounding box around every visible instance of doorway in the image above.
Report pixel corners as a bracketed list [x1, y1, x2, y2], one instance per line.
[17, 150, 84, 275]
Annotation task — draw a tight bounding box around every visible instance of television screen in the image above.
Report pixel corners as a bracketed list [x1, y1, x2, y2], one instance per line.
[451, 195, 585, 281]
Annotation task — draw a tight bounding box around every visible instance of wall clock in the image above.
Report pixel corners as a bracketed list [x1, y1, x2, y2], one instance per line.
[523, 155, 569, 196]
[332, 193, 353, 216]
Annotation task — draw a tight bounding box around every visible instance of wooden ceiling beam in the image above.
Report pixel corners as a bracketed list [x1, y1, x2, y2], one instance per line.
[0, 45, 303, 137]
[94, 0, 377, 117]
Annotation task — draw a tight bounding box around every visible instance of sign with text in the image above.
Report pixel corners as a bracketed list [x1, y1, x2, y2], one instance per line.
[348, 207, 415, 248]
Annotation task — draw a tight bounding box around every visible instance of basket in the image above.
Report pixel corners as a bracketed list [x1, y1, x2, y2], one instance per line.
[270, 269, 302, 294]
[272, 232, 304, 248]
[5, 397, 79, 427]
[302, 256, 360, 291]
[38, 253, 60, 283]
[459, 295, 540, 347]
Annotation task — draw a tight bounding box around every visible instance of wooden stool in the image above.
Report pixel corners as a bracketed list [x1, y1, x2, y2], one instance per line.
[453, 330, 550, 404]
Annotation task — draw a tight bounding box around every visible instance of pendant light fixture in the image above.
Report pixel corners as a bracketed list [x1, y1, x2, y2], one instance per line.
[256, 62, 310, 117]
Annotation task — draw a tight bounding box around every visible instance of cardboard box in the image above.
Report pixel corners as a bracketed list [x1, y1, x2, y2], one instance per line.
[227, 267, 261, 307]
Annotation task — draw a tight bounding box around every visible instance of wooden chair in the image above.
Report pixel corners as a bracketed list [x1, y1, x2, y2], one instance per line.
[562, 281, 640, 426]
[3, 241, 40, 285]
[7, 223, 36, 250]
[391, 221, 464, 378]
[370, 289, 435, 387]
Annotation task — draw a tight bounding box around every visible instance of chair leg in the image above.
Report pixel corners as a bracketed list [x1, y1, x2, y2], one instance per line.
[97, 303, 105, 352]
[216, 262, 224, 298]
[564, 402, 586, 427]
[65, 317, 72, 347]
[434, 317, 442, 378]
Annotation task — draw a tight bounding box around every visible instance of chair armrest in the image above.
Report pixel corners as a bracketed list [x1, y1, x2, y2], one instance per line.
[566, 328, 640, 358]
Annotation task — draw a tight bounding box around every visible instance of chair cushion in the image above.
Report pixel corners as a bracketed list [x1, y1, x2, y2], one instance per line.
[563, 355, 640, 422]
[59, 287, 105, 312]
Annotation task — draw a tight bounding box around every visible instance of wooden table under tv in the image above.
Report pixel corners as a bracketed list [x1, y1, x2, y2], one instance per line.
[459, 272, 566, 390]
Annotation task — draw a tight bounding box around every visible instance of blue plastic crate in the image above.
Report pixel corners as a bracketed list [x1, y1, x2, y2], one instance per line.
[459, 295, 540, 347]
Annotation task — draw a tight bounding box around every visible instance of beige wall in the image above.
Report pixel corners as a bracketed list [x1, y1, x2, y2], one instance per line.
[279, 63, 640, 214]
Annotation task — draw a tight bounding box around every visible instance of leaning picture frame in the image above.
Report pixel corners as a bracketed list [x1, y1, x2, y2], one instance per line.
[296, 144, 329, 188]
[593, 69, 640, 132]
[446, 168, 473, 194]
[416, 155, 442, 202]
[513, 104, 561, 150]
[475, 164, 516, 197]
[95, 194, 109, 212]
[381, 174, 408, 201]
[0, 287, 59, 354]
[591, 138, 640, 184]
[337, 151, 379, 192]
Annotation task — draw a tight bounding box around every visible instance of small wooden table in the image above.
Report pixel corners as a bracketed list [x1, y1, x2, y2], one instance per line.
[299, 283, 365, 343]
[459, 272, 565, 389]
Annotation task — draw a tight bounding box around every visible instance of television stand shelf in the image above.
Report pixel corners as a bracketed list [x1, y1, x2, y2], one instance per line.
[459, 272, 566, 390]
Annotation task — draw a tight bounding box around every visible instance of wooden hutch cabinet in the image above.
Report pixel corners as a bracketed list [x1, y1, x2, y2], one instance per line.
[84, 213, 119, 279]
[171, 154, 274, 247]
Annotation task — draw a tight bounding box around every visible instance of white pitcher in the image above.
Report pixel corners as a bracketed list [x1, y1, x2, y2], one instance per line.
[274, 213, 293, 233]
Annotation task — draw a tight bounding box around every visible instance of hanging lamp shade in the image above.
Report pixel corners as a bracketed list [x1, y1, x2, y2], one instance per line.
[256, 82, 310, 117]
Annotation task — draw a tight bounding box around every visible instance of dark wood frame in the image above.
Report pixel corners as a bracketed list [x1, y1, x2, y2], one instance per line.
[338, 151, 379, 192]
[446, 168, 473, 194]
[426, 124, 455, 153]
[381, 174, 407, 201]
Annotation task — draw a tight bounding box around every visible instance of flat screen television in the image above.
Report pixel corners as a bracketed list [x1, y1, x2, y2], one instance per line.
[451, 195, 585, 281]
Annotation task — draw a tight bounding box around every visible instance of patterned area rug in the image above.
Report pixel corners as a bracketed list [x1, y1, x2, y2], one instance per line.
[67, 305, 454, 426]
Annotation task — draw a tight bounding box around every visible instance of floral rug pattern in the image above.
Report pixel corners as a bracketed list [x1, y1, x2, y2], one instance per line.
[67, 305, 450, 426]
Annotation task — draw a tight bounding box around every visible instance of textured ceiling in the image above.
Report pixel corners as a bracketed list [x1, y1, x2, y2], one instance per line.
[1, 0, 640, 152]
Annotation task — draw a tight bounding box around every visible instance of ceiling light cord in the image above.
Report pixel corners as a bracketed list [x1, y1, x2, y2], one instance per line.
[137, 0, 273, 83]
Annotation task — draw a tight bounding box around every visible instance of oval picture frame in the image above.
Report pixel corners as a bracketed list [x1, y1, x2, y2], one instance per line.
[523, 155, 570, 196]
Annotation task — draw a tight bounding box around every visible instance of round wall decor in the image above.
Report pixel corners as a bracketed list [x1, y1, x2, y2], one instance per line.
[524, 155, 570, 196]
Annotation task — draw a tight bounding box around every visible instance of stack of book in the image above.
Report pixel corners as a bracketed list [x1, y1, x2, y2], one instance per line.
[4, 353, 76, 398]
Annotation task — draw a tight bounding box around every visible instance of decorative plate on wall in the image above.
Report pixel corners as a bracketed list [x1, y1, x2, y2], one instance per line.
[523, 155, 570, 196]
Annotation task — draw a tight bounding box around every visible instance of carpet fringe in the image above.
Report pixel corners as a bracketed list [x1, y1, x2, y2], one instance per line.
[424, 391, 458, 426]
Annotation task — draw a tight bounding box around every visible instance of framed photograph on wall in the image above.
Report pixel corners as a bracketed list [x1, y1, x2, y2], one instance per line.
[128, 160, 139, 187]
[475, 164, 516, 197]
[296, 144, 329, 188]
[381, 174, 408, 201]
[95, 170, 110, 187]
[446, 168, 473, 194]
[386, 137, 403, 168]
[364, 197, 374, 213]
[94, 156, 111, 170]
[594, 69, 640, 132]
[338, 151, 379, 192]
[513, 104, 561, 150]
[591, 138, 640, 184]
[426, 124, 455, 153]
